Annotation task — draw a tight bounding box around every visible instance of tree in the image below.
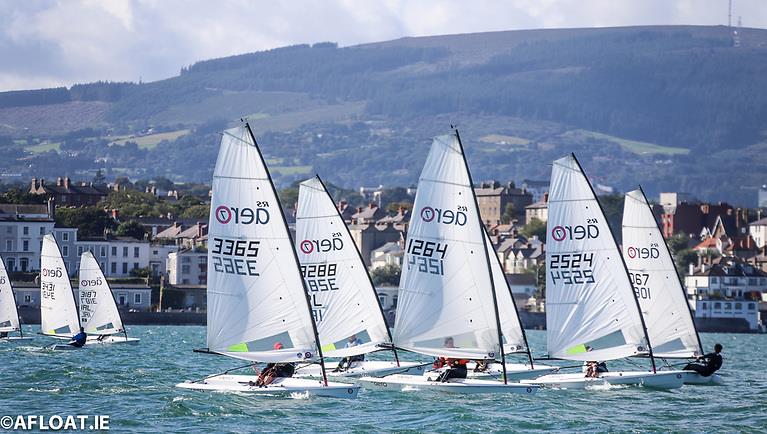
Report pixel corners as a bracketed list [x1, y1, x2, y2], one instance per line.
[56, 207, 116, 237]
[370, 264, 401, 286]
[667, 232, 691, 254]
[675, 249, 699, 279]
[115, 220, 146, 240]
[180, 204, 210, 219]
[519, 218, 547, 242]
[501, 203, 516, 224]
[386, 201, 412, 213]
[0, 187, 46, 204]
[93, 168, 106, 185]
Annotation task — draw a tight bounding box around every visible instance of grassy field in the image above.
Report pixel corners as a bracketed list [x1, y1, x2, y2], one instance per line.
[565, 129, 689, 155]
[270, 165, 312, 176]
[24, 141, 61, 154]
[109, 129, 190, 149]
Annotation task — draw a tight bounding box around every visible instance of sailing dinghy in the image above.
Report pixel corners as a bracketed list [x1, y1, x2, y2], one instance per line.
[78, 252, 139, 345]
[40, 234, 83, 351]
[358, 131, 539, 394]
[520, 155, 684, 389]
[0, 257, 32, 342]
[175, 124, 360, 398]
[622, 188, 721, 385]
[292, 176, 428, 379]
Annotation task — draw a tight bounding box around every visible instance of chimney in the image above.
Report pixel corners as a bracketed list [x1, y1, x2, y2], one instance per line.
[40, 178, 45, 187]
[47, 197, 55, 220]
[64, 177, 70, 189]
[356, 207, 362, 213]
[31, 177, 37, 191]
[197, 222, 204, 237]
[543, 192, 549, 203]
[56, 177, 63, 187]
[689, 262, 694, 275]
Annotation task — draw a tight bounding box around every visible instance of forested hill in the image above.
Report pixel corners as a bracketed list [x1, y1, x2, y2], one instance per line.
[0, 25, 766, 205]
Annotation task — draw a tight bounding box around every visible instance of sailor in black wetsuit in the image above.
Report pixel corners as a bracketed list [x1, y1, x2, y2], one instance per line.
[69, 327, 87, 348]
[683, 343, 723, 377]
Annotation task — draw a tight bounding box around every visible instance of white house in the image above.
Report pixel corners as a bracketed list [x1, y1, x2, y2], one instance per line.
[370, 241, 404, 270]
[749, 217, 767, 248]
[0, 203, 55, 273]
[75, 237, 151, 278]
[167, 248, 207, 285]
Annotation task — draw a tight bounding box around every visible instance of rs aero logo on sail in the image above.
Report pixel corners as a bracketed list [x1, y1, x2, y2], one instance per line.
[215, 205, 270, 225]
[626, 245, 660, 259]
[420, 206, 467, 226]
[551, 222, 599, 241]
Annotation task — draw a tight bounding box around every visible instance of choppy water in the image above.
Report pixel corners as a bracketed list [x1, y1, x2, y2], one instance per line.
[1, 327, 764, 433]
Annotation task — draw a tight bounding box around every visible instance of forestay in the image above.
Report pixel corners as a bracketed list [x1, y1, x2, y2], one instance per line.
[40, 234, 80, 336]
[622, 188, 702, 358]
[296, 176, 391, 358]
[394, 134, 501, 360]
[484, 230, 527, 354]
[546, 155, 648, 361]
[0, 259, 21, 333]
[206, 126, 318, 363]
[78, 252, 124, 336]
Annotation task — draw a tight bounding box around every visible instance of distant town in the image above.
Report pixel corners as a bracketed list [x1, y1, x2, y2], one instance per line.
[3, 173, 766, 333]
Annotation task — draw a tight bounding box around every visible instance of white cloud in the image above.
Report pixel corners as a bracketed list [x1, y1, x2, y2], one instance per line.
[0, 0, 764, 91]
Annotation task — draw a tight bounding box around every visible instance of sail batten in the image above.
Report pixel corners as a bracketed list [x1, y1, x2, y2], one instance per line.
[545, 155, 648, 361]
[622, 188, 702, 358]
[205, 125, 318, 363]
[393, 134, 502, 360]
[40, 234, 80, 337]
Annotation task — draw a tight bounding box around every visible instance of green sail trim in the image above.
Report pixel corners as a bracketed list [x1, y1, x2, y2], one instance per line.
[566, 344, 588, 355]
[321, 342, 337, 353]
[227, 342, 249, 352]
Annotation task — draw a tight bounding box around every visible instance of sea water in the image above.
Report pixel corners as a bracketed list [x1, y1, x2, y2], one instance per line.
[1, 327, 764, 433]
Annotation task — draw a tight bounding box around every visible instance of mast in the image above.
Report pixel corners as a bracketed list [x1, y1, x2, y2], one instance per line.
[313, 175, 400, 366]
[12, 281, 22, 338]
[571, 154, 656, 373]
[244, 122, 329, 386]
[454, 128, 508, 384]
[483, 225, 535, 369]
[636, 185, 704, 357]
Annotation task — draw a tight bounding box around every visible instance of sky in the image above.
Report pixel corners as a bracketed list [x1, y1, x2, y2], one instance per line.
[1, 0, 765, 91]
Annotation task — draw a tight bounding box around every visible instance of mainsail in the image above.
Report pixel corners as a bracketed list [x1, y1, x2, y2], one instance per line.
[0, 258, 21, 333]
[545, 155, 649, 361]
[206, 125, 320, 363]
[40, 234, 80, 336]
[622, 188, 703, 358]
[296, 176, 392, 358]
[78, 252, 124, 336]
[393, 133, 502, 360]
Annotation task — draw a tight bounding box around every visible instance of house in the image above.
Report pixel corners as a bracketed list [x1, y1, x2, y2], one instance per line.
[495, 236, 544, 274]
[0, 202, 55, 273]
[166, 248, 207, 285]
[370, 241, 404, 270]
[685, 257, 764, 331]
[29, 177, 110, 207]
[521, 179, 549, 202]
[351, 203, 386, 225]
[505, 273, 538, 307]
[348, 223, 403, 267]
[75, 237, 151, 278]
[376, 207, 410, 231]
[155, 221, 207, 248]
[524, 192, 548, 224]
[749, 217, 767, 248]
[474, 181, 532, 226]
[11, 281, 152, 311]
[659, 193, 746, 239]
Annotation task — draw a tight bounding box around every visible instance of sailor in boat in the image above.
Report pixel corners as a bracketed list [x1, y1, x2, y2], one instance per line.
[69, 327, 87, 348]
[251, 342, 296, 387]
[584, 361, 609, 378]
[473, 359, 489, 373]
[333, 334, 365, 372]
[430, 337, 469, 382]
[683, 343, 723, 377]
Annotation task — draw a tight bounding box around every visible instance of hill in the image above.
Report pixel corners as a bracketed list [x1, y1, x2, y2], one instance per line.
[0, 25, 765, 205]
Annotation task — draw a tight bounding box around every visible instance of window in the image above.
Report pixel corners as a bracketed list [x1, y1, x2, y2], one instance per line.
[24, 294, 32, 303]
[111, 246, 117, 256]
[123, 247, 128, 257]
[7, 258, 14, 271]
[134, 247, 139, 258]
[749, 278, 757, 285]
[118, 295, 126, 305]
[378, 295, 387, 306]
[182, 257, 191, 264]
[20, 258, 28, 271]
[100, 246, 106, 257]
[153, 250, 158, 256]
[100, 262, 105, 270]
[62, 246, 69, 257]
[392, 296, 398, 308]
[23, 226, 28, 235]
[62, 232, 69, 241]
[111, 262, 117, 274]
[724, 303, 732, 310]
[78, 246, 84, 255]
[748, 303, 756, 311]
[39, 227, 45, 235]
[182, 265, 190, 274]
[122, 263, 128, 274]
[714, 302, 722, 309]
[134, 293, 142, 304]
[5, 240, 11, 251]
[734, 302, 742, 310]
[710, 277, 718, 284]
[133, 262, 139, 270]
[22, 240, 28, 252]
[701, 302, 707, 309]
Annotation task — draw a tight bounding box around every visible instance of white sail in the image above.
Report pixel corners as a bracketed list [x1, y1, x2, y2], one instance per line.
[545, 155, 648, 361]
[78, 252, 124, 336]
[393, 134, 501, 360]
[0, 258, 21, 333]
[40, 234, 80, 336]
[622, 189, 702, 358]
[206, 125, 318, 363]
[296, 176, 391, 358]
[485, 230, 527, 353]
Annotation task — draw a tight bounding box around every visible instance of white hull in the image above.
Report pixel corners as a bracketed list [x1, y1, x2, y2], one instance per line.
[358, 374, 538, 394]
[464, 362, 559, 381]
[176, 374, 360, 399]
[521, 371, 685, 389]
[294, 361, 429, 379]
[84, 335, 140, 345]
[681, 371, 724, 385]
[0, 336, 34, 343]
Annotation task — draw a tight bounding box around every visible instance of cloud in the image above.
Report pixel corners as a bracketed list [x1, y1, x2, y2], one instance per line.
[0, 0, 765, 91]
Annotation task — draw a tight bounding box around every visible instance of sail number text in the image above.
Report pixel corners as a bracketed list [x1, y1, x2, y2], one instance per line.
[629, 272, 651, 299]
[549, 252, 595, 284]
[211, 237, 260, 276]
[302, 263, 339, 323]
[406, 238, 447, 275]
